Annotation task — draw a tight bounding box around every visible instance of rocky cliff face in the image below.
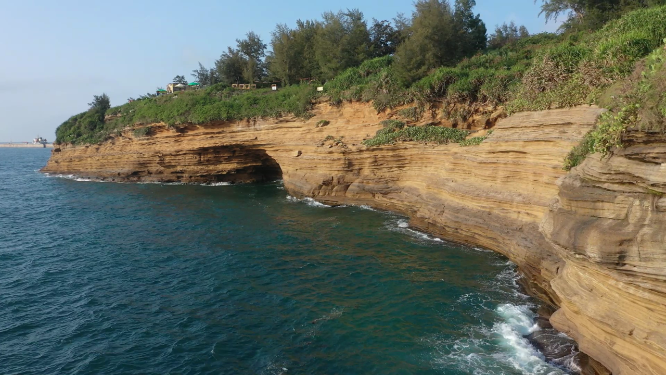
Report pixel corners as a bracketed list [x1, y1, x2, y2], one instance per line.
[43, 103, 666, 374]
[542, 131, 666, 375]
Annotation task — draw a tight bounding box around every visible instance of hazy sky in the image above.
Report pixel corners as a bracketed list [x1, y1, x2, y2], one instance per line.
[0, 0, 560, 142]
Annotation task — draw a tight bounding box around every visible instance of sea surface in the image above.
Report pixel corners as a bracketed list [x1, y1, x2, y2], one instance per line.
[1, 148, 579, 375]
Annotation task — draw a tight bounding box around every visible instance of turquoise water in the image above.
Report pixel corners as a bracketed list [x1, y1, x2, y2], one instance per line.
[0, 149, 578, 374]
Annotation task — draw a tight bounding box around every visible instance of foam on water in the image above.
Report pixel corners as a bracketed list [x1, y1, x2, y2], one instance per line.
[389, 218, 444, 243]
[44, 173, 103, 182]
[387, 216, 578, 374]
[429, 266, 577, 375]
[45, 173, 237, 186]
[286, 195, 332, 208]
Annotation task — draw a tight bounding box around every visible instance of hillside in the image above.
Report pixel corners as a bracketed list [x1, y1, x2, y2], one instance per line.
[55, 6, 666, 168]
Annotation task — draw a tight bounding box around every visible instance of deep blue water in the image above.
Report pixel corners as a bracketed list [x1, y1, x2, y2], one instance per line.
[0, 148, 578, 374]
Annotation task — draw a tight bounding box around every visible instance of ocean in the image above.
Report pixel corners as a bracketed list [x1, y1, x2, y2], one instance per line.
[0, 148, 579, 374]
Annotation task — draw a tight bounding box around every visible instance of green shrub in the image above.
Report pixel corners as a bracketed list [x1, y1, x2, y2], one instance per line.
[133, 126, 153, 138]
[509, 6, 666, 114]
[459, 130, 493, 146]
[380, 119, 406, 130]
[363, 123, 469, 147]
[397, 107, 421, 121]
[564, 41, 666, 170]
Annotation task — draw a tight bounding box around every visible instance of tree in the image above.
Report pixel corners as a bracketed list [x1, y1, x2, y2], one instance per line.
[392, 13, 412, 43]
[369, 19, 400, 57]
[488, 21, 529, 49]
[268, 19, 322, 84]
[393, 0, 456, 84]
[268, 23, 299, 85]
[538, 0, 587, 23]
[208, 68, 221, 85]
[191, 62, 210, 85]
[215, 47, 246, 84]
[315, 9, 371, 80]
[173, 75, 187, 84]
[237, 31, 267, 83]
[453, 0, 487, 57]
[519, 25, 530, 39]
[88, 93, 110, 113]
[537, 0, 666, 30]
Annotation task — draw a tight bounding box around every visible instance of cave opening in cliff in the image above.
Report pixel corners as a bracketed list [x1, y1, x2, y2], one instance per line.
[253, 152, 283, 183]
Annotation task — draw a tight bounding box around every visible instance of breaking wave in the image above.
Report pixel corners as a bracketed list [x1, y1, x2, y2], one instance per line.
[286, 195, 332, 208]
[428, 267, 579, 375]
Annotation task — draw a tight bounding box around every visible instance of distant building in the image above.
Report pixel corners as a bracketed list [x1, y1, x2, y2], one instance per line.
[166, 83, 187, 94]
[231, 84, 257, 90]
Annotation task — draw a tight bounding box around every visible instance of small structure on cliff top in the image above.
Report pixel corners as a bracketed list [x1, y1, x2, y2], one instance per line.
[231, 83, 257, 90]
[166, 83, 187, 94]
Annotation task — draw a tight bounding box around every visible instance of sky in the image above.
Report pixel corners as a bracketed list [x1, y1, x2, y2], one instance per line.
[0, 0, 561, 142]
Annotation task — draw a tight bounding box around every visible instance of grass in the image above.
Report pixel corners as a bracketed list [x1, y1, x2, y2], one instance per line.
[56, 84, 318, 144]
[508, 6, 666, 114]
[564, 42, 666, 169]
[363, 120, 469, 146]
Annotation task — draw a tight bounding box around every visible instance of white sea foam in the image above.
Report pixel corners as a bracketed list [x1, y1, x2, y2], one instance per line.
[44, 173, 106, 183]
[430, 303, 569, 375]
[387, 219, 444, 243]
[494, 304, 551, 373]
[429, 266, 575, 375]
[286, 195, 331, 208]
[45, 173, 238, 186]
[312, 307, 345, 324]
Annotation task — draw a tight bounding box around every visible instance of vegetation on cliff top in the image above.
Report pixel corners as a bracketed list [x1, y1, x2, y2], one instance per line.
[362, 120, 470, 146]
[564, 41, 666, 169]
[56, 1, 666, 150]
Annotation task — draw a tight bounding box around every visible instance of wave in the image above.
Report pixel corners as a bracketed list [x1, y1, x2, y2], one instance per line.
[387, 218, 444, 243]
[286, 195, 331, 208]
[43, 173, 105, 183]
[429, 267, 579, 375]
[44, 173, 234, 187]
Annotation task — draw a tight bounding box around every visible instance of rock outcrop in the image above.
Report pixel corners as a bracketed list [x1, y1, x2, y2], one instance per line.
[542, 131, 666, 375]
[43, 103, 666, 374]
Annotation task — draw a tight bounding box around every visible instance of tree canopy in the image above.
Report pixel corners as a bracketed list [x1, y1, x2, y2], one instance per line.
[393, 0, 487, 84]
[488, 22, 530, 49]
[88, 93, 110, 113]
[538, 0, 666, 30]
[172, 75, 187, 84]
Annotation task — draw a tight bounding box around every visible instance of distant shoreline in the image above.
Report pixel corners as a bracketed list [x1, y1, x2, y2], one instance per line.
[0, 143, 54, 148]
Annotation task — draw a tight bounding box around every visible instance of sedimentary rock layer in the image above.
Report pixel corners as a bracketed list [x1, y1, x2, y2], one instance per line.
[43, 103, 666, 374]
[543, 131, 666, 375]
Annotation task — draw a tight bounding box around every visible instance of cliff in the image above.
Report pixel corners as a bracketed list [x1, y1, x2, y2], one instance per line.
[543, 131, 666, 375]
[43, 103, 666, 374]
